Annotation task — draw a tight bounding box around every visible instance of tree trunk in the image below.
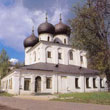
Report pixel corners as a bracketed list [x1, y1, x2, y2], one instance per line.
[106, 72, 110, 91]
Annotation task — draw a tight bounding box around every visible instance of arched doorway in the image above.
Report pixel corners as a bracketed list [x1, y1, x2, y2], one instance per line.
[35, 76, 41, 93]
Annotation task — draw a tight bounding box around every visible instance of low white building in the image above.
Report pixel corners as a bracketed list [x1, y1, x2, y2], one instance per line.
[1, 15, 107, 95]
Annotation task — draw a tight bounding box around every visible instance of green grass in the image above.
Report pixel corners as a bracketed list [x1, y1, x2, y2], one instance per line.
[0, 92, 13, 97]
[53, 92, 110, 105]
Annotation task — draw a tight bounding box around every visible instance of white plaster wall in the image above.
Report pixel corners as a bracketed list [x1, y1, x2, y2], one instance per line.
[25, 44, 43, 65]
[1, 70, 107, 95]
[1, 72, 17, 94]
[25, 42, 88, 68]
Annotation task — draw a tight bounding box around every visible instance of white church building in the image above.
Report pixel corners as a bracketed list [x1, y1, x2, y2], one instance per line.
[1, 15, 107, 95]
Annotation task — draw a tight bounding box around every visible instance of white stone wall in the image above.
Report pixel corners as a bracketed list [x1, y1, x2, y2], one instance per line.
[25, 42, 87, 68]
[1, 70, 107, 95]
[25, 44, 43, 65]
[1, 71, 19, 94]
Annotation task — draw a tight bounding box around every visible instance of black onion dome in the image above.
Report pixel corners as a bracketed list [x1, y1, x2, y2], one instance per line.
[38, 22, 55, 35]
[55, 22, 71, 36]
[24, 30, 39, 48]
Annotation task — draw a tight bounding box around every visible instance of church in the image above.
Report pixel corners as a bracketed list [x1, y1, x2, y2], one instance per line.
[1, 14, 107, 95]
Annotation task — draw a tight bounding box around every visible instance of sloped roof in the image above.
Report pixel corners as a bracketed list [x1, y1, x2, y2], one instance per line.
[21, 63, 99, 75]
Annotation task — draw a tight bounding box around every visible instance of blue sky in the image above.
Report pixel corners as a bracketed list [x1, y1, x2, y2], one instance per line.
[0, 0, 83, 63]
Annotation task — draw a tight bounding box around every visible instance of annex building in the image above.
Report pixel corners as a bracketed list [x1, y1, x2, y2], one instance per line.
[1, 15, 107, 95]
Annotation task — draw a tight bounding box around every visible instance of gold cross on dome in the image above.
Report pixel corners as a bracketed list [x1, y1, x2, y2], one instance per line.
[32, 26, 34, 33]
[60, 13, 62, 22]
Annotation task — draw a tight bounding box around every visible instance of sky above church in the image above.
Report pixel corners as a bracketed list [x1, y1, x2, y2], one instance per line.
[0, 0, 84, 63]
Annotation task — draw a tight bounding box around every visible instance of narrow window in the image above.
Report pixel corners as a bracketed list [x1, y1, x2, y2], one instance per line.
[9, 79, 12, 89]
[46, 77, 52, 89]
[2, 82, 5, 89]
[64, 39, 66, 44]
[93, 78, 97, 88]
[86, 78, 90, 88]
[80, 56, 83, 63]
[48, 36, 50, 41]
[70, 51, 73, 60]
[58, 53, 62, 59]
[75, 78, 80, 89]
[24, 78, 30, 91]
[47, 51, 51, 58]
[100, 79, 104, 88]
[6, 81, 8, 89]
[33, 51, 36, 61]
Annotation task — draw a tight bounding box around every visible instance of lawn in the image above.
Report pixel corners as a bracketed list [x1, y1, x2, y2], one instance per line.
[0, 92, 13, 97]
[53, 92, 110, 105]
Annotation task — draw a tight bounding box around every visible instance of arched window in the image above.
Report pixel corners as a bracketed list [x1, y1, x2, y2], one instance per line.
[69, 51, 73, 60]
[100, 79, 104, 88]
[86, 78, 90, 88]
[46, 77, 52, 89]
[47, 51, 51, 58]
[64, 39, 66, 44]
[46, 46, 52, 60]
[75, 78, 80, 89]
[58, 48, 62, 60]
[58, 53, 62, 59]
[54, 38, 62, 44]
[93, 78, 97, 88]
[80, 56, 83, 63]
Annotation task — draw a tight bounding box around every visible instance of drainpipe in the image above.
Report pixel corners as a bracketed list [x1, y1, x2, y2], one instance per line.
[57, 73, 58, 94]
[55, 64, 59, 94]
[19, 69, 21, 95]
[84, 74, 85, 92]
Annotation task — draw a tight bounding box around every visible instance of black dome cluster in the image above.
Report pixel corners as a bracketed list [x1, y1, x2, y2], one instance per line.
[23, 14, 71, 48]
[38, 21, 70, 36]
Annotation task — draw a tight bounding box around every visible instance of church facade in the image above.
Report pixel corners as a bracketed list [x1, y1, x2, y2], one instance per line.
[1, 15, 107, 95]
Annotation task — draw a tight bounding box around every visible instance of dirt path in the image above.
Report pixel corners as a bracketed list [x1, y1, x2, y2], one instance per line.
[0, 96, 110, 110]
[0, 104, 19, 110]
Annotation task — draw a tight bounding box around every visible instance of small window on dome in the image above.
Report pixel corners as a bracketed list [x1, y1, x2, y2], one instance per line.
[54, 38, 62, 44]
[48, 36, 50, 41]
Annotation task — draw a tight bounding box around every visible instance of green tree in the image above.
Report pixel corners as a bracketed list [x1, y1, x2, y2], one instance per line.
[14, 62, 24, 68]
[70, 0, 110, 91]
[0, 49, 10, 78]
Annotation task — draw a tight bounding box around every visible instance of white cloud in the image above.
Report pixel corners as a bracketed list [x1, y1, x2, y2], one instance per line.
[0, 0, 69, 51]
[9, 58, 19, 64]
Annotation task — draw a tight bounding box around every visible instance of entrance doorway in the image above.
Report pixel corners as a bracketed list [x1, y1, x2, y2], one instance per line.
[35, 76, 41, 93]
